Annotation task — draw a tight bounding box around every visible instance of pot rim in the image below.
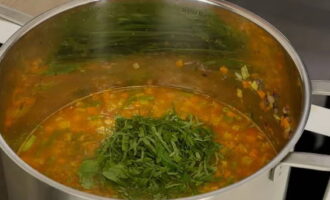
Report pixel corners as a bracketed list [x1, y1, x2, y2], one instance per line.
[0, 0, 311, 199]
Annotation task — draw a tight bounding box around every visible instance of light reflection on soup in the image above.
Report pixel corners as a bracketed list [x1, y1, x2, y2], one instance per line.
[18, 86, 276, 199]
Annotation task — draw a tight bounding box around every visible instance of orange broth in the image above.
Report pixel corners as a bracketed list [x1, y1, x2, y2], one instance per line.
[18, 86, 276, 198]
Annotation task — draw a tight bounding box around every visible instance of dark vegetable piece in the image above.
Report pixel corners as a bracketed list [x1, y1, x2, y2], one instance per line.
[78, 112, 221, 199]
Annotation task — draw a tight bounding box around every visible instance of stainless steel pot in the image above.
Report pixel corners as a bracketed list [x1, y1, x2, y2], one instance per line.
[0, 0, 329, 200]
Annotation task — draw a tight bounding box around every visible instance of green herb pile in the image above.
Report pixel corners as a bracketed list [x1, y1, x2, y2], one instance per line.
[78, 112, 221, 199]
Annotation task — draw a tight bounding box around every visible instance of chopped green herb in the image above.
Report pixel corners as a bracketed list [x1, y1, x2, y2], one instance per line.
[78, 112, 221, 199]
[78, 160, 99, 189]
[20, 135, 36, 152]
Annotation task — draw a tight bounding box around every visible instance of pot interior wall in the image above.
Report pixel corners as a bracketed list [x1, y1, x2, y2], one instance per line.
[0, 0, 303, 154]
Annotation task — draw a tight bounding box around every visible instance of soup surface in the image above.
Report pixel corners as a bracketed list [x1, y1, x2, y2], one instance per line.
[18, 86, 276, 199]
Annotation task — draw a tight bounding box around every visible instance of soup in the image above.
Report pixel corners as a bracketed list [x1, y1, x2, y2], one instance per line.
[18, 86, 275, 199]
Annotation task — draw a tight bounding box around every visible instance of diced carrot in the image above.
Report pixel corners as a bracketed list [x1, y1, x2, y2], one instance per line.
[120, 92, 129, 98]
[249, 149, 258, 158]
[72, 114, 81, 122]
[102, 92, 111, 102]
[219, 66, 228, 74]
[175, 59, 184, 67]
[257, 90, 266, 99]
[86, 107, 98, 115]
[242, 81, 250, 88]
[144, 88, 153, 94]
[45, 126, 54, 133]
[280, 117, 290, 129]
[246, 135, 256, 143]
[223, 170, 231, 178]
[226, 111, 236, 118]
[259, 101, 271, 111]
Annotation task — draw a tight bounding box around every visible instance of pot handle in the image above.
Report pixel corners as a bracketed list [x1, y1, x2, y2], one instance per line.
[271, 152, 330, 200]
[0, 4, 32, 44]
[305, 80, 330, 137]
[272, 80, 330, 200]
